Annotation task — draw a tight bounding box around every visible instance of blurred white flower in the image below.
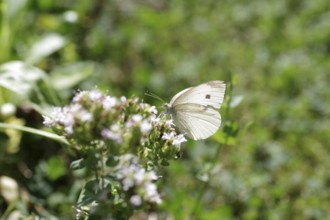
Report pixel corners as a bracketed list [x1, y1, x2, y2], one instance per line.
[120, 96, 127, 103]
[44, 107, 66, 127]
[102, 96, 117, 110]
[1, 103, 16, 116]
[64, 126, 74, 135]
[111, 124, 120, 132]
[63, 107, 75, 125]
[162, 131, 186, 147]
[140, 120, 152, 134]
[118, 155, 162, 205]
[130, 195, 142, 206]
[101, 128, 123, 144]
[134, 168, 145, 185]
[165, 119, 174, 128]
[173, 134, 187, 146]
[144, 182, 162, 204]
[70, 103, 82, 113]
[162, 132, 175, 140]
[132, 114, 143, 123]
[78, 110, 92, 122]
[122, 177, 135, 191]
[149, 106, 158, 115]
[146, 171, 158, 181]
[72, 91, 86, 103]
[63, 10, 78, 23]
[43, 115, 53, 127]
[151, 115, 160, 126]
[89, 90, 103, 102]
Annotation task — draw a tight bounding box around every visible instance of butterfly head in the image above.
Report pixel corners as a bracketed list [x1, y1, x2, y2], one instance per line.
[163, 103, 172, 116]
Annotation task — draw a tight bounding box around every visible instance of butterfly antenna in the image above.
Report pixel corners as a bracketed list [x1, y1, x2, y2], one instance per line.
[144, 91, 164, 102]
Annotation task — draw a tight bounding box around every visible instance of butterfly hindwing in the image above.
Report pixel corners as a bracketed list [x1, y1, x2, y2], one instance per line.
[172, 103, 221, 140]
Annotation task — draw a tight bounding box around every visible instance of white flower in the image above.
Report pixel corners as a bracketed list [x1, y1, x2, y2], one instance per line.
[144, 182, 162, 204]
[89, 90, 103, 101]
[102, 96, 117, 110]
[165, 119, 174, 128]
[101, 128, 123, 144]
[173, 134, 187, 146]
[125, 121, 133, 128]
[101, 129, 111, 139]
[63, 114, 75, 127]
[151, 194, 162, 204]
[50, 107, 64, 121]
[120, 96, 127, 103]
[151, 115, 160, 126]
[78, 110, 92, 122]
[64, 126, 74, 135]
[130, 195, 142, 206]
[132, 114, 142, 123]
[162, 131, 186, 146]
[70, 103, 83, 113]
[140, 120, 152, 134]
[149, 106, 158, 115]
[72, 91, 87, 103]
[60, 107, 72, 123]
[162, 132, 175, 140]
[134, 169, 146, 185]
[117, 156, 162, 205]
[111, 124, 120, 132]
[1, 103, 16, 116]
[123, 177, 135, 191]
[42, 115, 52, 127]
[146, 171, 158, 181]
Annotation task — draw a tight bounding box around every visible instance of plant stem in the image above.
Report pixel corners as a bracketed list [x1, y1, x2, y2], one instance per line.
[191, 73, 233, 217]
[0, 122, 69, 145]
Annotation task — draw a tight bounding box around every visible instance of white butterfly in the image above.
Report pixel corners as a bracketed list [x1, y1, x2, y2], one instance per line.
[163, 81, 226, 140]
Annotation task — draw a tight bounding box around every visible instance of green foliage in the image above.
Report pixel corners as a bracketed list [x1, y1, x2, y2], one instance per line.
[1, 0, 330, 219]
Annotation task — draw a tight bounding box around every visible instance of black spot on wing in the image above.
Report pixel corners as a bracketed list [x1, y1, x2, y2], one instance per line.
[205, 94, 211, 99]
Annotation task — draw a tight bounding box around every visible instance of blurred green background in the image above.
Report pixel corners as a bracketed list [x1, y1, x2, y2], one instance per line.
[1, 0, 330, 219]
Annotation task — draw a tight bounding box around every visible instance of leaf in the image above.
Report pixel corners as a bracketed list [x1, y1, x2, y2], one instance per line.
[77, 180, 99, 207]
[0, 61, 60, 111]
[7, 0, 27, 19]
[230, 95, 244, 108]
[0, 61, 47, 98]
[46, 156, 66, 181]
[25, 33, 66, 64]
[49, 62, 96, 90]
[70, 158, 86, 170]
[215, 121, 240, 145]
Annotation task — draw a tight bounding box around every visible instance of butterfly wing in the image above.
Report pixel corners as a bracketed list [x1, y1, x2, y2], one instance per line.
[172, 103, 221, 140]
[170, 81, 226, 109]
[167, 81, 226, 140]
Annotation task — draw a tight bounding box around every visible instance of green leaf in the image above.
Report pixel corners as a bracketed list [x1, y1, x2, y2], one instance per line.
[77, 180, 99, 207]
[70, 158, 86, 170]
[46, 156, 66, 181]
[49, 62, 96, 90]
[25, 33, 66, 64]
[0, 61, 47, 98]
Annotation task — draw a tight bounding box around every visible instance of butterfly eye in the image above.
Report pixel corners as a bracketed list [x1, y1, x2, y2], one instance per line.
[205, 94, 211, 99]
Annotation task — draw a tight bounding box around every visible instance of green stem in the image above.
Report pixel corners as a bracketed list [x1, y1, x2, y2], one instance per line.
[0, 122, 69, 145]
[0, 0, 11, 62]
[99, 148, 105, 190]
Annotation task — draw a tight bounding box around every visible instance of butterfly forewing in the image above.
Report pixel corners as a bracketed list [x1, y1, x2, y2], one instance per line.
[170, 81, 225, 109]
